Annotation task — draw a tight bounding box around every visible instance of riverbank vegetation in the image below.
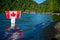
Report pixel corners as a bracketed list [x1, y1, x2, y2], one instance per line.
[52, 14, 60, 21]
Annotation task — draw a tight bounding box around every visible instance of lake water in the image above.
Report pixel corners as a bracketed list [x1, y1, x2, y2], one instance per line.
[0, 13, 54, 40]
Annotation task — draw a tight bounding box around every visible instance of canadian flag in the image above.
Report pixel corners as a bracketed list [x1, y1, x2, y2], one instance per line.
[5, 10, 21, 19]
[5, 10, 21, 28]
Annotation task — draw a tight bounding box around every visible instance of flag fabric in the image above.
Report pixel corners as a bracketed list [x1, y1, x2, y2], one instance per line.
[5, 11, 21, 19]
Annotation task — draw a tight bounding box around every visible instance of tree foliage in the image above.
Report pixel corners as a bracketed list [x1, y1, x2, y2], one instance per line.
[0, 0, 60, 13]
[0, 0, 38, 13]
[40, 0, 60, 13]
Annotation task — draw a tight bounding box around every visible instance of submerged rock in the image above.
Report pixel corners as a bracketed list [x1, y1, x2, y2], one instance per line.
[55, 22, 60, 40]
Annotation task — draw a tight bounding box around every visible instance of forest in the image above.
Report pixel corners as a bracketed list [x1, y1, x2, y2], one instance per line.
[0, 0, 60, 13]
[40, 0, 60, 13]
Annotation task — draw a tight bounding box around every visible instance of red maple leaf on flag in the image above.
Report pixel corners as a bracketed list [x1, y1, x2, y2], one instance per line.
[11, 12, 16, 17]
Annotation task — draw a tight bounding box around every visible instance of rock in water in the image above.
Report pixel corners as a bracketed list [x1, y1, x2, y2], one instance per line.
[55, 22, 60, 40]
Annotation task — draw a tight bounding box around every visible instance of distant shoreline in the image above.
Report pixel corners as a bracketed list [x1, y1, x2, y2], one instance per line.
[0, 12, 60, 14]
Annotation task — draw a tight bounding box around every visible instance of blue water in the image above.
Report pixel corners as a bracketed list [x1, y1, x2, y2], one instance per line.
[0, 13, 53, 40]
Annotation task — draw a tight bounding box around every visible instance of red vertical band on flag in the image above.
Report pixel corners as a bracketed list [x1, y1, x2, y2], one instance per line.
[17, 11, 21, 18]
[5, 11, 10, 19]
